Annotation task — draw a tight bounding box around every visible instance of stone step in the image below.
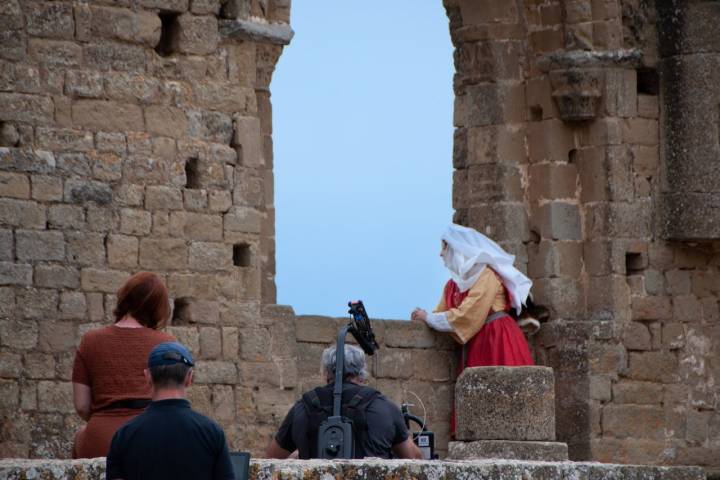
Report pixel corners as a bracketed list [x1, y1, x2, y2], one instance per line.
[447, 440, 569, 462]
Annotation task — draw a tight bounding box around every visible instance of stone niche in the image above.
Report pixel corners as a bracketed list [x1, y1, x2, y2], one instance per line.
[658, 1, 720, 240]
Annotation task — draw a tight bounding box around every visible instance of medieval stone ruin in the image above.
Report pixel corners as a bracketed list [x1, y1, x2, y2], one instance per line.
[0, 0, 719, 478]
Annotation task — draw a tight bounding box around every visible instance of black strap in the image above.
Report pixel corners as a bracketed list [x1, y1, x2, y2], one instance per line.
[97, 398, 151, 411]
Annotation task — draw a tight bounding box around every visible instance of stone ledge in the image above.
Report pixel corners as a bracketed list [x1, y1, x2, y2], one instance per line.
[447, 440, 569, 462]
[0, 458, 705, 480]
[219, 19, 294, 45]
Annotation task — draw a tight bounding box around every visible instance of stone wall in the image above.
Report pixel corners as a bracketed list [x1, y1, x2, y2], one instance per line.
[1, 0, 719, 474]
[0, 457, 707, 480]
[0, 0, 290, 458]
[445, 0, 720, 473]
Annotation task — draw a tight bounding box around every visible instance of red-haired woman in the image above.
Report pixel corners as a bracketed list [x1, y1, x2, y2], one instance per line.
[72, 271, 175, 458]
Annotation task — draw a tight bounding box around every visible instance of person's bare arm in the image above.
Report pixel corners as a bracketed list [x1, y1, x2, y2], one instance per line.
[265, 439, 292, 459]
[392, 437, 423, 459]
[73, 382, 91, 421]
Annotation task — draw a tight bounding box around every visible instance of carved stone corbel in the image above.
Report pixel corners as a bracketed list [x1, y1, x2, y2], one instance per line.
[549, 68, 603, 123]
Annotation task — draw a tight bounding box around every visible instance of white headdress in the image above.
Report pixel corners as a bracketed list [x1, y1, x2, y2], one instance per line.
[441, 224, 532, 314]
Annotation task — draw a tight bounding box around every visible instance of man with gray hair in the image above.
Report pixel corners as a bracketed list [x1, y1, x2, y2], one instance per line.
[266, 344, 422, 459]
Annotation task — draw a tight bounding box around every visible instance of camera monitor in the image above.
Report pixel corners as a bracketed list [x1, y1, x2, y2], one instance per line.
[230, 452, 250, 480]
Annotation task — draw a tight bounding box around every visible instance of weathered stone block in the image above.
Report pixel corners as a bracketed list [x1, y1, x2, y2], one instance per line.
[84, 42, 146, 72]
[0, 262, 32, 285]
[65, 231, 105, 266]
[30, 175, 62, 201]
[139, 238, 187, 270]
[623, 322, 652, 351]
[602, 404, 665, 440]
[177, 14, 219, 55]
[224, 206, 261, 237]
[627, 351, 678, 383]
[193, 360, 237, 384]
[182, 188, 207, 211]
[208, 189, 232, 213]
[448, 440, 568, 461]
[455, 366, 555, 441]
[632, 295, 672, 322]
[532, 202, 581, 240]
[80, 268, 128, 293]
[22, 352, 55, 379]
[170, 211, 223, 241]
[199, 326, 222, 359]
[232, 115, 263, 167]
[145, 106, 189, 138]
[15, 230, 64, 262]
[64, 179, 112, 205]
[59, 291, 87, 320]
[221, 326, 239, 359]
[48, 205, 84, 230]
[119, 208, 151, 235]
[64, 70, 104, 98]
[145, 186, 183, 211]
[107, 234, 138, 269]
[28, 39, 82, 67]
[0, 148, 55, 174]
[527, 241, 582, 278]
[0, 172, 29, 199]
[613, 381, 664, 404]
[38, 319, 76, 354]
[25, 2, 74, 39]
[88, 6, 160, 46]
[193, 83, 256, 113]
[188, 242, 233, 271]
[672, 295, 702, 322]
[0, 317, 38, 349]
[72, 100, 144, 132]
[33, 263, 77, 289]
[0, 351, 21, 378]
[37, 381, 73, 413]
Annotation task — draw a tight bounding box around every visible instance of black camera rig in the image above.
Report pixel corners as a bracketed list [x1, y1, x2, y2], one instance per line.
[316, 300, 379, 459]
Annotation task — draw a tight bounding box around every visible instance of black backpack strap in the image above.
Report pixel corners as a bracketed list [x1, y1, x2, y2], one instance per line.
[341, 386, 382, 458]
[302, 389, 332, 414]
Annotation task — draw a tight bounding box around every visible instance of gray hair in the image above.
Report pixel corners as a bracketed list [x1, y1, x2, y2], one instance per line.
[321, 344, 368, 382]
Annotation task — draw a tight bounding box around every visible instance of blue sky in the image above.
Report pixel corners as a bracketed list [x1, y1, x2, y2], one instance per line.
[272, 1, 454, 320]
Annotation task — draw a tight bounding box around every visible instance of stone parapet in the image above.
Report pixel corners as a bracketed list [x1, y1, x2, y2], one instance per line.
[455, 366, 555, 441]
[447, 440, 568, 462]
[0, 458, 705, 480]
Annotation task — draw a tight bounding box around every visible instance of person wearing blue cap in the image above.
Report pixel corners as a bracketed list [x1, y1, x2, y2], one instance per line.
[106, 342, 235, 480]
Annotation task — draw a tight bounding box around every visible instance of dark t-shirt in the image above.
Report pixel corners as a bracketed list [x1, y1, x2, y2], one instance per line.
[275, 383, 409, 458]
[106, 399, 234, 480]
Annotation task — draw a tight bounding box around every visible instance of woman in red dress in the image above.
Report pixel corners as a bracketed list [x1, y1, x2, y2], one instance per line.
[72, 272, 175, 458]
[412, 224, 536, 368]
[411, 224, 538, 433]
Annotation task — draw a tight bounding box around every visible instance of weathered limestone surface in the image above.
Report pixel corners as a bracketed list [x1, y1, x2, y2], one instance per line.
[455, 367, 555, 442]
[446, 0, 720, 473]
[448, 440, 568, 462]
[0, 458, 706, 480]
[1, 0, 720, 474]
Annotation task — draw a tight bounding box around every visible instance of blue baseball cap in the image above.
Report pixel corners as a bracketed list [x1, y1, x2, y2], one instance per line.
[148, 342, 195, 368]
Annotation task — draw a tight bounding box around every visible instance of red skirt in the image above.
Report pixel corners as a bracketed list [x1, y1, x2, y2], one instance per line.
[451, 315, 534, 434]
[73, 411, 140, 458]
[463, 315, 534, 368]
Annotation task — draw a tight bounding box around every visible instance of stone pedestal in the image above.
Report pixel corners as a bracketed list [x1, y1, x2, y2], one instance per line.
[455, 366, 556, 441]
[452, 366, 567, 461]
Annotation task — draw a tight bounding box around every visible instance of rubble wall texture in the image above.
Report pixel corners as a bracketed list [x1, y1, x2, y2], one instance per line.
[0, 457, 707, 480]
[444, 0, 720, 472]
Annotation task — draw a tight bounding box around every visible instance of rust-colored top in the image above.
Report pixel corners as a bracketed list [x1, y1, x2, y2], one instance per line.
[72, 325, 175, 414]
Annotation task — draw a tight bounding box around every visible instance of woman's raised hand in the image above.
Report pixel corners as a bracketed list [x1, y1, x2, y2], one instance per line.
[411, 308, 428, 323]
